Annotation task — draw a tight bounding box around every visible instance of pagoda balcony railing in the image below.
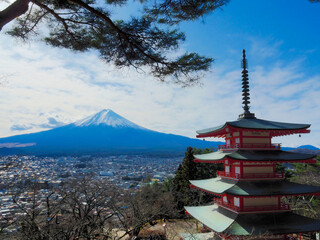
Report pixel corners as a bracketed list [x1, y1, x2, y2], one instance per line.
[241, 203, 290, 212]
[217, 171, 285, 180]
[218, 143, 281, 150]
[215, 198, 240, 212]
[215, 198, 290, 213]
[217, 171, 240, 179]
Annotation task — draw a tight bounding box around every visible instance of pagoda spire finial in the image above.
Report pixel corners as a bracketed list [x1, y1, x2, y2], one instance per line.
[238, 49, 255, 119]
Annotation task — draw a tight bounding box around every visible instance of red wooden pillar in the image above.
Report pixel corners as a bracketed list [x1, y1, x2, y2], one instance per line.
[269, 135, 272, 147]
[240, 196, 244, 211]
[240, 161, 243, 178]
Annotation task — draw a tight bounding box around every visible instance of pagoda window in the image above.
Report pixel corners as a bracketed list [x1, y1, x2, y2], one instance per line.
[242, 137, 269, 144]
[234, 197, 240, 207]
[235, 138, 240, 144]
[226, 139, 230, 146]
[223, 196, 228, 203]
[243, 197, 278, 208]
[233, 132, 239, 137]
[225, 165, 230, 173]
[243, 166, 273, 174]
[235, 166, 240, 175]
[243, 131, 269, 136]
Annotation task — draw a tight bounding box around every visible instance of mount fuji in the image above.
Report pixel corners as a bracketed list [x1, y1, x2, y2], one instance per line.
[0, 109, 220, 155]
[73, 109, 145, 129]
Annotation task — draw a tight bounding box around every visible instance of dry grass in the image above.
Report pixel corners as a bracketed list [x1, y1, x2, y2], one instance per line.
[145, 219, 202, 240]
[111, 219, 203, 240]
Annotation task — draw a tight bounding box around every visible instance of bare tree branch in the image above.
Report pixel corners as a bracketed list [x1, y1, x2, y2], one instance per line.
[0, 0, 30, 31]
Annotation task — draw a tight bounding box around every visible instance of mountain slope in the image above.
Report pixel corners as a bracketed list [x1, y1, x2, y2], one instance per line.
[0, 109, 220, 155]
[73, 109, 145, 129]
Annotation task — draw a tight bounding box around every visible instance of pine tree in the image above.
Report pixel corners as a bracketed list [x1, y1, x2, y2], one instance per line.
[0, 0, 230, 85]
[171, 146, 220, 214]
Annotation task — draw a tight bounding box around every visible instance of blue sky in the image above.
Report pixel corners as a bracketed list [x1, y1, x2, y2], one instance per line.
[0, 0, 320, 147]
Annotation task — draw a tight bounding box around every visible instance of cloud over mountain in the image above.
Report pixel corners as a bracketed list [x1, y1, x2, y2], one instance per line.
[0, 109, 219, 155]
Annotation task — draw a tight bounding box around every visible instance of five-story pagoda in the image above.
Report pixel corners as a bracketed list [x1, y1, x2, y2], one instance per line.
[185, 50, 320, 240]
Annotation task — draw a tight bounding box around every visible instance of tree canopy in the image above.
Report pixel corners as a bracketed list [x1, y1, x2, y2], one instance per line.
[171, 147, 221, 213]
[0, 0, 231, 86]
[284, 157, 320, 219]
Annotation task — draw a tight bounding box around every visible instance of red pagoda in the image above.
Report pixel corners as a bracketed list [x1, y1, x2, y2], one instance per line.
[185, 50, 320, 239]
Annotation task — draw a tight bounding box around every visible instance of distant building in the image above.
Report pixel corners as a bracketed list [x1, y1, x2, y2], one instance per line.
[100, 171, 114, 177]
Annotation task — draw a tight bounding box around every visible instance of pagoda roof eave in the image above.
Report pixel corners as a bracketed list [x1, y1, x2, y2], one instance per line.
[190, 177, 236, 195]
[190, 178, 320, 196]
[185, 206, 320, 236]
[185, 205, 236, 233]
[228, 180, 320, 196]
[196, 118, 311, 138]
[196, 123, 227, 138]
[225, 211, 320, 236]
[194, 150, 316, 163]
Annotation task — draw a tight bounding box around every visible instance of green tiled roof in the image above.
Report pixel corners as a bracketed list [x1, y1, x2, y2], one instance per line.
[194, 150, 315, 162]
[190, 177, 236, 194]
[191, 178, 320, 196]
[194, 151, 228, 161]
[185, 205, 236, 232]
[227, 180, 320, 196]
[228, 118, 310, 130]
[225, 211, 320, 236]
[186, 206, 320, 235]
[196, 124, 225, 135]
[196, 118, 310, 135]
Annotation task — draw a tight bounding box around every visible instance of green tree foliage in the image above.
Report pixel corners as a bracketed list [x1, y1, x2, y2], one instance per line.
[285, 156, 320, 219]
[289, 156, 320, 186]
[276, 163, 294, 179]
[0, 0, 231, 86]
[171, 146, 221, 214]
[192, 147, 223, 180]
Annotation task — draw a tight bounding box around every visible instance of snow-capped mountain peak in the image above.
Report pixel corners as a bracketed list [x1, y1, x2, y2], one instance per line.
[73, 109, 143, 128]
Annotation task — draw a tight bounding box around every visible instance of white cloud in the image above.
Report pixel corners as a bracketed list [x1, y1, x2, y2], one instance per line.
[1, 34, 320, 149]
[10, 124, 33, 131]
[249, 37, 283, 59]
